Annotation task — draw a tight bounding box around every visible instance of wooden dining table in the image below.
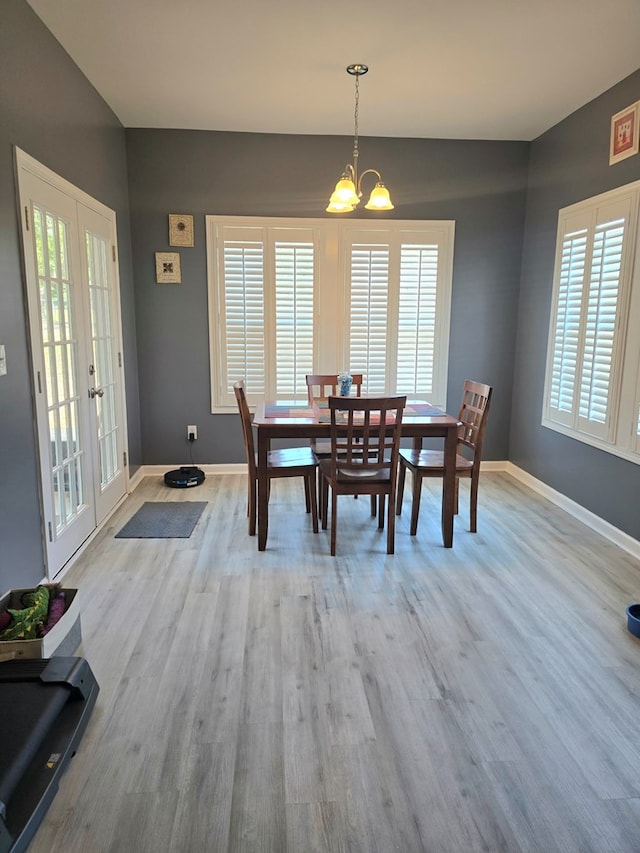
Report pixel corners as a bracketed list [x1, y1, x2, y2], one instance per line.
[252, 399, 462, 551]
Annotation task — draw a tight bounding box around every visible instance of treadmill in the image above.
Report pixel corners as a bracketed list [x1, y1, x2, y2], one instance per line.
[0, 657, 99, 853]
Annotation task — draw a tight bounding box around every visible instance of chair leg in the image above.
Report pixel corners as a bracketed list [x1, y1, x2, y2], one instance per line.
[307, 473, 319, 533]
[410, 469, 422, 536]
[303, 476, 312, 514]
[322, 476, 328, 525]
[317, 469, 324, 520]
[248, 476, 257, 536]
[321, 474, 329, 530]
[330, 489, 338, 556]
[377, 494, 385, 529]
[396, 462, 407, 515]
[454, 477, 459, 515]
[370, 495, 377, 516]
[386, 491, 396, 554]
[469, 475, 478, 533]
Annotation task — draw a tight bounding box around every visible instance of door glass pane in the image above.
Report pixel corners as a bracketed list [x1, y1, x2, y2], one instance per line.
[34, 202, 86, 534]
[86, 229, 119, 489]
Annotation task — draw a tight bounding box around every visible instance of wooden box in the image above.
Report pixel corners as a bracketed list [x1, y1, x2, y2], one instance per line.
[0, 588, 81, 661]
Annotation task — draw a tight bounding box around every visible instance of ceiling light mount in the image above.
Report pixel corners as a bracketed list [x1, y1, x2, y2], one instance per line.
[326, 64, 394, 214]
[346, 63, 368, 77]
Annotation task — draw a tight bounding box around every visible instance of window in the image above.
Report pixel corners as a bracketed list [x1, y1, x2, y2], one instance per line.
[207, 216, 455, 410]
[542, 181, 640, 462]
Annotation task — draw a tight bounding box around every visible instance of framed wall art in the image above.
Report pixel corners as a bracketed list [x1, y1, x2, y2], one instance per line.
[610, 101, 639, 165]
[168, 213, 194, 247]
[155, 252, 181, 284]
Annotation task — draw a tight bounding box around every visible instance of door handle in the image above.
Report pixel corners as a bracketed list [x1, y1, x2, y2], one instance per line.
[89, 387, 104, 398]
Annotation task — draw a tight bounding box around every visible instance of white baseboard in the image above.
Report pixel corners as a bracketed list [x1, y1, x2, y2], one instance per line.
[468, 459, 639, 560]
[506, 462, 640, 561]
[478, 460, 509, 472]
[140, 463, 246, 477]
[132, 459, 640, 561]
[128, 466, 146, 492]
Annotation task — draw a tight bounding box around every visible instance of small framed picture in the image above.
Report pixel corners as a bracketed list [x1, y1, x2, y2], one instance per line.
[169, 214, 194, 247]
[155, 252, 181, 284]
[610, 101, 639, 165]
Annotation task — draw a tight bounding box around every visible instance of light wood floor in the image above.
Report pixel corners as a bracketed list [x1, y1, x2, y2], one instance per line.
[29, 471, 640, 853]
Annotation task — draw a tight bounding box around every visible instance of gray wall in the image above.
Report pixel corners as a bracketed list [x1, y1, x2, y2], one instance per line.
[511, 69, 640, 541]
[125, 129, 529, 464]
[0, 0, 140, 592]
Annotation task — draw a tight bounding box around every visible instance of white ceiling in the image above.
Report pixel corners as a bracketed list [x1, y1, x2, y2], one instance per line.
[26, 0, 640, 141]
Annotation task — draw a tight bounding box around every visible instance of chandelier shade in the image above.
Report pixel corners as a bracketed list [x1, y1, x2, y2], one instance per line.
[326, 64, 394, 214]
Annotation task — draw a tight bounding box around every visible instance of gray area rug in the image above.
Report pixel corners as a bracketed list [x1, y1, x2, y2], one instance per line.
[115, 501, 207, 538]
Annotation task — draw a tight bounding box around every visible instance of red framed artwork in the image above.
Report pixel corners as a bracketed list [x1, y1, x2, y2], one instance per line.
[610, 101, 639, 165]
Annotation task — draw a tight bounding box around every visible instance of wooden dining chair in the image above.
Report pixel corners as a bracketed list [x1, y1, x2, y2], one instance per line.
[305, 373, 364, 406]
[305, 373, 363, 453]
[319, 395, 406, 555]
[305, 373, 377, 516]
[396, 380, 493, 535]
[233, 381, 318, 536]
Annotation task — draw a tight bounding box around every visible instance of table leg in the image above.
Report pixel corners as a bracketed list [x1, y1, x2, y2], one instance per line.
[257, 429, 269, 551]
[441, 425, 456, 547]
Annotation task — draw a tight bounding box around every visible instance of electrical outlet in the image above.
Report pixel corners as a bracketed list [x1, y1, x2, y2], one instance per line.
[187, 425, 197, 441]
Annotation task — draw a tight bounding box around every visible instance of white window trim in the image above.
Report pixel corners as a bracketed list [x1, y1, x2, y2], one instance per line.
[206, 215, 455, 413]
[542, 180, 640, 464]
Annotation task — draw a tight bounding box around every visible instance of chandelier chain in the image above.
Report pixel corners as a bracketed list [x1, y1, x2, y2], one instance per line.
[352, 72, 360, 167]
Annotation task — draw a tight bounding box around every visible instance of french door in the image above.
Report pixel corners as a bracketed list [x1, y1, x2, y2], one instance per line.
[16, 149, 128, 577]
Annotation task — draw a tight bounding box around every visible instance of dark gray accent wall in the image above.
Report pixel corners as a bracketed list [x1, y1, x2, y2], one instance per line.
[0, 0, 140, 592]
[511, 69, 640, 540]
[125, 129, 529, 465]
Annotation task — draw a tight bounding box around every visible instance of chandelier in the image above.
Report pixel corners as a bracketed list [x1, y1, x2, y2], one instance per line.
[326, 64, 394, 214]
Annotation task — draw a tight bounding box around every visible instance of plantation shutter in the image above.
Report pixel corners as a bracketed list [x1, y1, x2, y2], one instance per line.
[578, 215, 626, 435]
[344, 226, 452, 402]
[548, 217, 588, 426]
[396, 243, 440, 399]
[274, 241, 315, 400]
[216, 227, 266, 406]
[545, 195, 633, 441]
[348, 242, 390, 394]
[212, 223, 317, 406]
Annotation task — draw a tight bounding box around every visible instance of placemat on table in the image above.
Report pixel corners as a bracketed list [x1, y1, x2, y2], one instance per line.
[405, 403, 446, 417]
[264, 403, 315, 418]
